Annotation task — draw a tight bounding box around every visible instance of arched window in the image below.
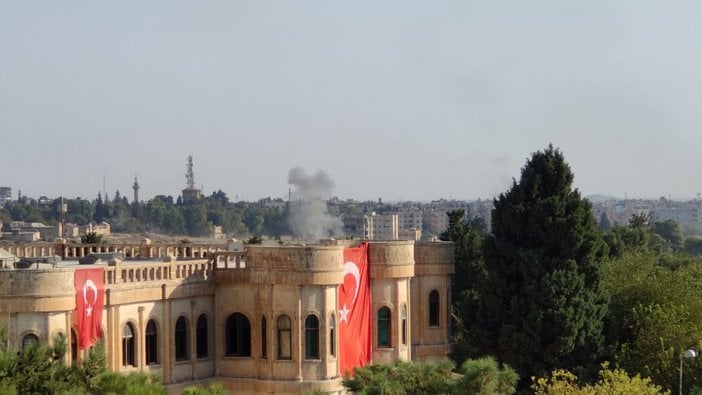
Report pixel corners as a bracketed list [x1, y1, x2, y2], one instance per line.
[196, 314, 208, 358]
[378, 307, 391, 348]
[429, 290, 440, 327]
[304, 315, 319, 359]
[261, 316, 267, 358]
[226, 313, 251, 357]
[122, 323, 136, 367]
[145, 320, 158, 365]
[70, 329, 78, 363]
[329, 314, 336, 357]
[401, 304, 407, 345]
[175, 316, 189, 361]
[277, 315, 292, 360]
[22, 333, 39, 350]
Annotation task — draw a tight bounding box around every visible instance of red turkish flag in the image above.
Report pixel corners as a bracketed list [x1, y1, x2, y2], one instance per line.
[74, 268, 104, 349]
[339, 242, 371, 376]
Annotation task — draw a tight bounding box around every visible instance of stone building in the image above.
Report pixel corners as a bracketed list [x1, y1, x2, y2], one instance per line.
[0, 239, 453, 394]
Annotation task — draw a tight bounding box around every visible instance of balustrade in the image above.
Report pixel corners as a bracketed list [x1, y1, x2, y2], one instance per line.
[1, 242, 228, 260]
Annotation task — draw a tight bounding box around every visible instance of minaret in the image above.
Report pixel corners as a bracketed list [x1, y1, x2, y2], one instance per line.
[132, 175, 140, 204]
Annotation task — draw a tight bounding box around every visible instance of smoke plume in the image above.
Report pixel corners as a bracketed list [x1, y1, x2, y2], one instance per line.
[287, 167, 344, 240]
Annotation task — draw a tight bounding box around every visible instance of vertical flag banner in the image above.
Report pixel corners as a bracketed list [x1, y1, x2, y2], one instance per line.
[339, 242, 371, 375]
[74, 268, 105, 349]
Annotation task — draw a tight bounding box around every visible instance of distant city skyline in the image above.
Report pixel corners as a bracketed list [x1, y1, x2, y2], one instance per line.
[3, 1, 702, 202]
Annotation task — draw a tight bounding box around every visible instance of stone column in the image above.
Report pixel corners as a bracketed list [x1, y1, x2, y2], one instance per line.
[297, 286, 303, 381]
[190, 300, 197, 380]
[213, 286, 221, 377]
[267, 284, 273, 379]
[161, 285, 171, 384]
[65, 311, 72, 365]
[138, 306, 145, 368]
[406, 278, 412, 361]
[108, 293, 120, 371]
[394, 280, 401, 361]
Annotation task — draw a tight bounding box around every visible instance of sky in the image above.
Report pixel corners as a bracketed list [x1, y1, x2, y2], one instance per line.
[2, 1, 702, 202]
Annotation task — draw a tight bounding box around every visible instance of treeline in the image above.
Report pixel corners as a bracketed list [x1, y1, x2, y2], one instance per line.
[0, 191, 290, 238]
[443, 145, 702, 393]
[0, 335, 226, 395]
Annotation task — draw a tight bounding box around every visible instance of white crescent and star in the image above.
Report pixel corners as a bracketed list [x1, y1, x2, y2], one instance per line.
[83, 278, 98, 317]
[340, 261, 361, 323]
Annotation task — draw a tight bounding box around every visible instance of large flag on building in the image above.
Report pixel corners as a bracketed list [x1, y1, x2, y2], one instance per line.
[74, 268, 104, 349]
[339, 242, 371, 376]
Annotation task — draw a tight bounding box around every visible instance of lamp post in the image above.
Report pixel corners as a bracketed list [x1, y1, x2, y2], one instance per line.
[680, 349, 697, 395]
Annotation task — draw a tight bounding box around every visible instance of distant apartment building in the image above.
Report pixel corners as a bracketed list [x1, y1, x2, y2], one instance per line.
[0, 187, 11, 205]
[343, 211, 421, 241]
[398, 227, 422, 241]
[364, 213, 399, 240]
[85, 221, 111, 237]
[650, 201, 702, 233]
[4, 221, 60, 241]
[395, 209, 423, 231]
[590, 197, 702, 234]
[341, 215, 365, 238]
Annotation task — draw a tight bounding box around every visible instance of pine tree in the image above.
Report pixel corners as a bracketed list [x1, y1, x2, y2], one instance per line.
[439, 210, 488, 363]
[475, 145, 607, 385]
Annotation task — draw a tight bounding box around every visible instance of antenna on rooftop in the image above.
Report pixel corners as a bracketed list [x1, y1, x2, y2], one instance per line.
[186, 156, 195, 189]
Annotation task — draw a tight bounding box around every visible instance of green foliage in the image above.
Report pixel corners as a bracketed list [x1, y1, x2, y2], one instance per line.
[652, 219, 685, 252]
[182, 382, 227, 395]
[1, 190, 296, 239]
[0, 337, 163, 394]
[603, 214, 683, 260]
[344, 360, 455, 394]
[456, 357, 518, 395]
[602, 251, 702, 391]
[598, 212, 612, 231]
[439, 210, 487, 363]
[532, 363, 668, 394]
[604, 224, 653, 257]
[245, 236, 263, 245]
[629, 212, 650, 229]
[80, 232, 104, 244]
[473, 145, 608, 386]
[343, 358, 517, 395]
[685, 237, 702, 256]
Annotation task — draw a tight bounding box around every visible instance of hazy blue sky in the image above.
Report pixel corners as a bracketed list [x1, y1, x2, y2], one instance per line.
[2, 1, 702, 202]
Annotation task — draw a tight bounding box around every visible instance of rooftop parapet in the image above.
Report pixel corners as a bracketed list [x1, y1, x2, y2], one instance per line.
[212, 244, 348, 285]
[0, 241, 230, 260]
[367, 240, 415, 279]
[0, 268, 76, 312]
[413, 241, 455, 276]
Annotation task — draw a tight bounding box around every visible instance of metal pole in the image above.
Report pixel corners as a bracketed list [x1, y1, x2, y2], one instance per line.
[680, 353, 684, 395]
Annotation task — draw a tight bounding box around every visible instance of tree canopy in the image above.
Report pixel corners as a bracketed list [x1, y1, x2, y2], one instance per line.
[343, 358, 518, 395]
[472, 145, 608, 385]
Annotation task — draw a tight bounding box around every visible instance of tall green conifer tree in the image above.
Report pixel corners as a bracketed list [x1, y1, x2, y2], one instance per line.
[476, 145, 607, 384]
